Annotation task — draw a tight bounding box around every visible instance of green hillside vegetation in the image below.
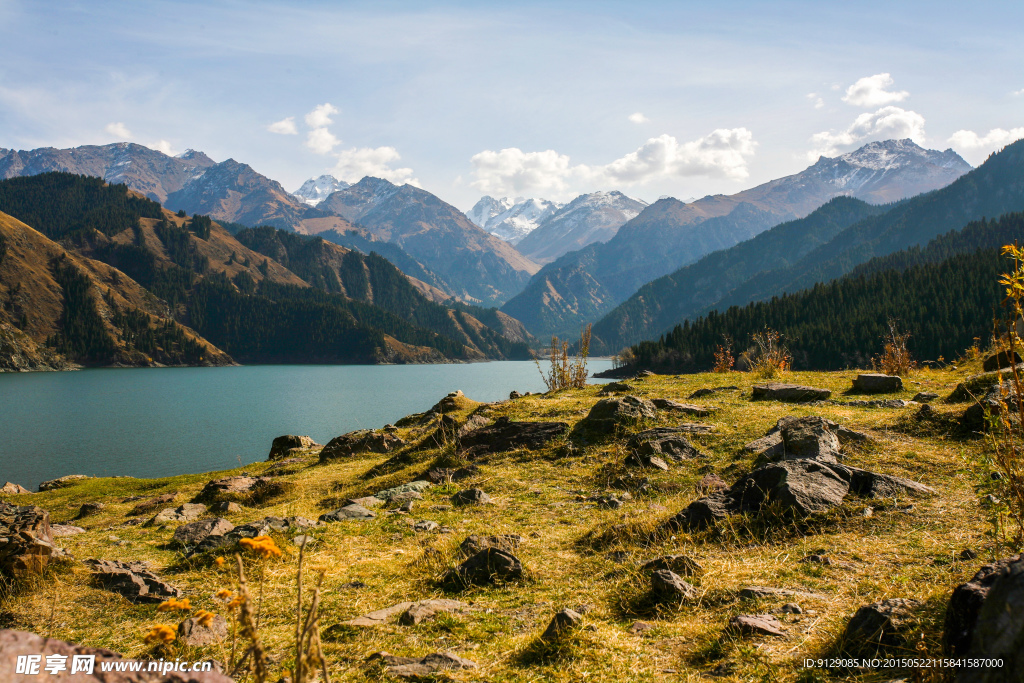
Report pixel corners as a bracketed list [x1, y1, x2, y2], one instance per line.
[628, 212, 1024, 373]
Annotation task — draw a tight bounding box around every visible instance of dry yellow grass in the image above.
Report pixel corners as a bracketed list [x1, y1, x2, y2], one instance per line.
[0, 364, 1008, 682]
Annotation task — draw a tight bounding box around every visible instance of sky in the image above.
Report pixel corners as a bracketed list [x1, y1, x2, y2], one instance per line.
[0, 0, 1022, 211]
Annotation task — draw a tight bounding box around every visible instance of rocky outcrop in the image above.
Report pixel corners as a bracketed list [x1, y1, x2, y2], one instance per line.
[851, 373, 903, 393]
[455, 548, 523, 584]
[268, 434, 320, 460]
[627, 428, 706, 461]
[543, 608, 584, 640]
[37, 475, 92, 492]
[457, 416, 568, 459]
[367, 651, 477, 678]
[171, 518, 235, 547]
[319, 430, 405, 461]
[83, 559, 182, 603]
[0, 502, 66, 579]
[840, 598, 921, 656]
[319, 504, 376, 522]
[0, 482, 30, 495]
[147, 503, 207, 526]
[751, 383, 831, 403]
[983, 350, 1021, 372]
[575, 396, 658, 434]
[728, 614, 786, 637]
[192, 476, 292, 506]
[459, 534, 523, 557]
[743, 416, 867, 463]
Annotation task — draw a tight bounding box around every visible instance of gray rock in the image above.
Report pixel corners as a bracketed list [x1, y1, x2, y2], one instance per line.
[955, 555, 1024, 682]
[375, 481, 432, 501]
[36, 474, 91, 492]
[543, 608, 583, 640]
[912, 392, 939, 403]
[49, 524, 86, 538]
[178, 614, 228, 646]
[650, 569, 697, 601]
[387, 491, 423, 505]
[751, 383, 831, 403]
[345, 496, 386, 508]
[192, 519, 276, 555]
[598, 381, 633, 395]
[949, 366, 1024, 402]
[319, 504, 376, 522]
[651, 399, 717, 416]
[319, 430, 405, 461]
[745, 416, 865, 463]
[781, 603, 803, 614]
[0, 502, 65, 578]
[842, 598, 922, 656]
[688, 386, 740, 399]
[577, 396, 658, 434]
[171, 517, 234, 547]
[943, 554, 1022, 658]
[732, 460, 850, 516]
[83, 558, 182, 603]
[739, 586, 827, 601]
[728, 614, 786, 637]
[982, 350, 1021, 373]
[627, 427, 705, 461]
[641, 555, 704, 577]
[128, 492, 177, 516]
[668, 491, 734, 531]
[425, 465, 480, 484]
[451, 488, 490, 505]
[413, 520, 439, 532]
[268, 434, 320, 460]
[74, 502, 106, 519]
[368, 651, 477, 678]
[626, 453, 669, 471]
[148, 503, 208, 526]
[841, 399, 915, 408]
[0, 482, 30, 495]
[459, 534, 522, 556]
[398, 599, 467, 625]
[852, 373, 904, 393]
[457, 416, 568, 459]
[456, 548, 523, 583]
[828, 463, 936, 498]
[291, 534, 315, 547]
[214, 501, 242, 513]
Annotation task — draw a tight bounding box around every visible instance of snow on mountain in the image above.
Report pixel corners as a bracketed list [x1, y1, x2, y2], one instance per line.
[515, 191, 648, 263]
[292, 174, 351, 206]
[466, 196, 562, 244]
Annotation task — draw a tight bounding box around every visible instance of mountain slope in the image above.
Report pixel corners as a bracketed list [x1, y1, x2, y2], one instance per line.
[293, 175, 350, 206]
[466, 196, 562, 244]
[501, 139, 972, 338]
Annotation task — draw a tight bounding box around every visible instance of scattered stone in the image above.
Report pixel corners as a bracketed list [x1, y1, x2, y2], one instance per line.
[628, 620, 652, 634]
[576, 396, 657, 434]
[598, 381, 633, 395]
[214, 501, 242, 513]
[912, 392, 939, 403]
[943, 555, 1023, 660]
[591, 495, 623, 509]
[0, 482, 30, 495]
[697, 474, 729, 494]
[37, 475, 91, 492]
[675, 422, 717, 434]
[542, 609, 583, 640]
[399, 599, 467, 625]
[983, 350, 1022, 373]
[840, 399, 915, 408]
[852, 373, 904, 393]
[739, 586, 826, 601]
[83, 559, 182, 603]
[128, 492, 177, 516]
[728, 614, 786, 637]
[178, 614, 228, 646]
[340, 580, 367, 589]
[387, 491, 423, 506]
[425, 464, 480, 484]
[651, 399, 717, 416]
[626, 453, 669, 470]
[842, 598, 922, 656]
[375, 481, 432, 501]
[627, 427, 706, 460]
[650, 569, 697, 601]
[451, 488, 490, 505]
[457, 416, 568, 459]
[319, 430, 405, 461]
[688, 386, 740, 399]
[171, 518, 235, 547]
[641, 555, 704, 577]
[0, 502, 66, 578]
[781, 603, 803, 614]
[949, 366, 1024, 402]
[959, 549, 978, 561]
[399, 501, 414, 513]
[292, 534, 315, 547]
[744, 416, 866, 463]
[751, 383, 831, 403]
[50, 524, 86, 537]
[193, 476, 262, 503]
[459, 534, 522, 557]
[147, 503, 208, 526]
[268, 434, 320, 460]
[319, 504, 376, 522]
[510, 390, 522, 399]
[367, 651, 477, 678]
[455, 548, 523, 584]
[0, 628, 232, 682]
[75, 502, 106, 519]
[413, 520, 439, 532]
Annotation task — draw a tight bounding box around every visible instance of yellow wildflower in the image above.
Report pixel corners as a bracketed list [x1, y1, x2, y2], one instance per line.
[239, 535, 282, 559]
[143, 624, 177, 645]
[215, 556, 226, 567]
[215, 589, 233, 600]
[194, 610, 215, 628]
[157, 597, 191, 612]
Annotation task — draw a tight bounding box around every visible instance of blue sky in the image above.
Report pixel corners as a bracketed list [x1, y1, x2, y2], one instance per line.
[1, 0, 1021, 209]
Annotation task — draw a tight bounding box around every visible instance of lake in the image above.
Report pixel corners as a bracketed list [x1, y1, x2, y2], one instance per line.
[0, 360, 615, 491]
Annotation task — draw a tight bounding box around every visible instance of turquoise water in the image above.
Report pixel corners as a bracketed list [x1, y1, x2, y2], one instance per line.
[0, 361, 614, 490]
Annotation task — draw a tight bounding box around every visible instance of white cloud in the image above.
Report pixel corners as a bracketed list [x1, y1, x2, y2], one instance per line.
[305, 127, 340, 155]
[331, 146, 418, 186]
[842, 73, 909, 107]
[806, 93, 824, 109]
[304, 103, 338, 128]
[1013, 89, 1024, 96]
[628, 112, 649, 124]
[808, 106, 926, 159]
[151, 139, 175, 155]
[105, 121, 132, 139]
[948, 127, 1024, 154]
[469, 128, 757, 196]
[267, 117, 298, 135]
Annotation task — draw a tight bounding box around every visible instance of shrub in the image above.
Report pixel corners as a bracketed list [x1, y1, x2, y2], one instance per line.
[712, 338, 734, 373]
[537, 324, 591, 391]
[873, 318, 915, 376]
[747, 328, 791, 379]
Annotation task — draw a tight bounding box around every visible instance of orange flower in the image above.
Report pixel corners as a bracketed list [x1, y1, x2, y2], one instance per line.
[215, 556, 226, 567]
[227, 595, 244, 609]
[143, 624, 177, 645]
[194, 610, 215, 627]
[239, 535, 282, 559]
[215, 589, 233, 600]
[157, 597, 191, 612]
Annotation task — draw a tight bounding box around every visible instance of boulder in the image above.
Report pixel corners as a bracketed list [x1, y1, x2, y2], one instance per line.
[650, 569, 697, 601]
[375, 480, 432, 501]
[74, 502, 106, 519]
[689, 385, 740, 399]
[627, 428, 706, 460]
[368, 651, 477, 678]
[943, 554, 1023, 661]
[83, 558, 182, 603]
[192, 519, 276, 555]
[398, 599, 467, 625]
[268, 434, 320, 460]
[147, 503, 208, 526]
[214, 501, 242, 513]
[128, 492, 177, 516]
[0, 628, 232, 682]
[727, 614, 786, 637]
[319, 430, 405, 461]
[668, 491, 734, 531]
[744, 416, 866, 463]
[319, 504, 376, 522]
[983, 350, 1022, 373]
[0, 502, 65, 578]
[455, 548, 523, 584]
[732, 460, 850, 516]
[751, 383, 831, 403]
[459, 534, 522, 557]
[625, 453, 669, 471]
[451, 488, 490, 505]
[641, 555, 704, 577]
[650, 399, 717, 416]
[50, 524, 86, 538]
[851, 373, 904, 393]
[171, 518, 234, 547]
[178, 614, 228, 646]
[37, 474, 91, 492]
[576, 396, 658, 434]
[542, 608, 583, 640]
[0, 482, 30, 495]
[841, 598, 921, 656]
[912, 392, 939, 403]
[598, 381, 633, 395]
[457, 416, 568, 459]
[829, 464, 936, 498]
[954, 555, 1024, 681]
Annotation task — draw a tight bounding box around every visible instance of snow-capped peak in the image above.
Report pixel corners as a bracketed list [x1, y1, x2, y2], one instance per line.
[466, 196, 562, 244]
[292, 174, 351, 206]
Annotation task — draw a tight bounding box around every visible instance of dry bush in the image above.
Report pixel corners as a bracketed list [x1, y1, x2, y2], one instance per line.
[747, 328, 791, 379]
[537, 324, 592, 391]
[873, 318, 915, 376]
[712, 338, 734, 373]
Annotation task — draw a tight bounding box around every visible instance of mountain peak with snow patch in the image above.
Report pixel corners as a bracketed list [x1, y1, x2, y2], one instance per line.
[292, 174, 351, 206]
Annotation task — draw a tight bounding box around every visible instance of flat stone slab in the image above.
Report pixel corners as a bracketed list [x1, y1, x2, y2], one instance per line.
[457, 416, 568, 458]
[368, 651, 477, 678]
[851, 373, 904, 393]
[752, 383, 831, 403]
[651, 399, 718, 416]
[148, 503, 208, 526]
[740, 585, 827, 601]
[728, 614, 786, 637]
[319, 504, 376, 522]
[83, 559, 182, 603]
[50, 524, 86, 538]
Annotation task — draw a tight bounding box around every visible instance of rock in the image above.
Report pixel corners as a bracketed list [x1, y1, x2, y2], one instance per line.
[943, 554, 1022, 658]
[510, 390, 522, 399]
[641, 555, 704, 577]
[650, 569, 697, 601]
[983, 350, 1022, 372]
[627, 428, 706, 460]
[781, 603, 803, 614]
[459, 534, 522, 557]
[457, 416, 568, 458]
[399, 501, 414, 513]
[841, 399, 915, 408]
[368, 651, 477, 678]
[50, 524, 86, 537]
[319, 504, 376, 522]
[728, 614, 786, 637]
[651, 399, 717, 416]
[669, 491, 734, 531]
[828, 463, 936, 498]
[842, 598, 922, 656]
[128, 492, 177, 515]
[178, 614, 228, 646]
[425, 465, 480, 484]
[852, 373, 904, 393]
[451, 488, 490, 505]
[0, 502, 65, 578]
[697, 474, 729, 494]
[626, 453, 669, 471]
[912, 392, 939, 403]
[949, 366, 1024, 402]
[0, 628, 233, 682]
[542, 608, 583, 640]
[375, 481, 432, 501]
[675, 422, 717, 434]
[268, 434, 320, 460]
[387, 491, 423, 505]
[75, 502, 106, 519]
[429, 390, 475, 414]
[739, 586, 827, 601]
[689, 386, 740, 399]
[413, 520, 439, 532]
[319, 429, 405, 461]
[751, 383, 831, 403]
[37, 474, 91, 492]
[591, 495, 623, 509]
[628, 620, 653, 634]
[292, 534, 316, 547]
[732, 460, 850, 516]
[576, 396, 658, 434]
[0, 482, 30, 495]
[398, 599, 467, 625]
[171, 518, 234, 547]
[744, 416, 847, 463]
[192, 519, 275, 555]
[455, 548, 524, 584]
[598, 381, 633, 395]
[148, 503, 208, 526]
[951, 555, 1024, 681]
[193, 476, 263, 502]
[214, 501, 242, 513]
[83, 558, 182, 603]
[345, 496, 386, 509]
